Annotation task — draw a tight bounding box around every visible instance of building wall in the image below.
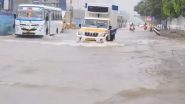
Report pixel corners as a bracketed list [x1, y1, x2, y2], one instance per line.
[0, 12, 14, 35]
[33, 0, 66, 10]
[13, 0, 32, 12]
[168, 16, 185, 31]
[86, 0, 113, 4]
[0, 0, 3, 10]
[66, 0, 117, 10]
[39, 0, 60, 7]
[0, 0, 14, 10]
[72, 9, 85, 26]
[66, 0, 92, 10]
[59, 0, 66, 10]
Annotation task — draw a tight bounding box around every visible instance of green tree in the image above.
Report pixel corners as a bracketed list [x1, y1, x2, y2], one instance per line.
[162, 0, 185, 18]
[134, 1, 146, 16]
[173, 0, 185, 16]
[134, 0, 162, 20]
[134, 0, 185, 19]
[162, 0, 177, 17]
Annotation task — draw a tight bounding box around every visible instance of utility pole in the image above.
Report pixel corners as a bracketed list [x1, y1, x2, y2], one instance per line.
[160, 0, 163, 29]
[69, 0, 73, 28]
[144, 0, 147, 22]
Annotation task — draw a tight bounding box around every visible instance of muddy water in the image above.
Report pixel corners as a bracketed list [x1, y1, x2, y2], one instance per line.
[0, 29, 185, 104]
[98, 30, 185, 104]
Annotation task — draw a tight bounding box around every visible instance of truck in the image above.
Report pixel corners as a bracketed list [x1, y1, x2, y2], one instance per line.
[77, 3, 118, 42]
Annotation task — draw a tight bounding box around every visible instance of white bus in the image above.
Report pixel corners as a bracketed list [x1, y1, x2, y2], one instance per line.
[15, 4, 65, 36]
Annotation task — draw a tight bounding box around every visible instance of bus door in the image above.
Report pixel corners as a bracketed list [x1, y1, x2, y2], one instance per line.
[45, 10, 51, 35]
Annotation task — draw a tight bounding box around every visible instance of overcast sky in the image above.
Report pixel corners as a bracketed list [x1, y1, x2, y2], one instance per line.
[70, 0, 141, 14]
[86, 0, 140, 12]
[115, 0, 141, 13]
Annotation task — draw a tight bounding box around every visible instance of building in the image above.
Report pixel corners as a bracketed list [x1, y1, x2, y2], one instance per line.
[39, 0, 60, 7]
[0, 0, 14, 35]
[59, 0, 66, 10]
[12, 0, 32, 12]
[33, 0, 66, 10]
[65, 0, 117, 27]
[66, 0, 84, 10]
[66, 0, 116, 10]
[0, 0, 3, 10]
[0, 0, 14, 10]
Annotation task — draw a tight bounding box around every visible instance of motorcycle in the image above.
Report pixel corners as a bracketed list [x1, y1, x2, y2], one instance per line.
[130, 26, 135, 31]
[144, 25, 147, 30]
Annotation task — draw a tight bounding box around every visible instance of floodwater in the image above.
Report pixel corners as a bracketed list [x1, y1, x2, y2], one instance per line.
[0, 28, 185, 104]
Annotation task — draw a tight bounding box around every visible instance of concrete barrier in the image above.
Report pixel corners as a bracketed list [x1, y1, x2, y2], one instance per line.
[153, 26, 161, 36]
[0, 11, 14, 36]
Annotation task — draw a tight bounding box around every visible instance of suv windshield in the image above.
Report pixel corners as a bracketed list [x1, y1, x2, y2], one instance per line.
[84, 19, 108, 28]
[18, 6, 44, 19]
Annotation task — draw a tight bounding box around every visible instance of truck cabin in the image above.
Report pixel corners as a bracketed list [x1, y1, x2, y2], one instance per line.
[83, 18, 109, 29]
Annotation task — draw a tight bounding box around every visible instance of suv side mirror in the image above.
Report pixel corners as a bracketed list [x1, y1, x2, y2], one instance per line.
[79, 24, 82, 28]
[109, 26, 112, 30]
[14, 14, 17, 19]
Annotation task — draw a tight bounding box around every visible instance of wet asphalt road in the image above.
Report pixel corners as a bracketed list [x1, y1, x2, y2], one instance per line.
[0, 28, 185, 104]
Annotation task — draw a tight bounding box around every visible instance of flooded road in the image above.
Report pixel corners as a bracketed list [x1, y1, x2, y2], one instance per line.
[0, 28, 185, 104]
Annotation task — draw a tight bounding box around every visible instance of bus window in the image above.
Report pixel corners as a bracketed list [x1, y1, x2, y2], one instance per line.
[18, 7, 44, 19]
[52, 11, 55, 20]
[56, 11, 57, 20]
[53, 11, 55, 20]
[57, 12, 60, 20]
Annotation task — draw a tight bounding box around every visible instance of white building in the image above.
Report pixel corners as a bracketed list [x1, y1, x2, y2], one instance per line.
[38, 0, 60, 7]
[65, 0, 118, 27]
[86, 0, 115, 4]
[66, 0, 117, 10]
[66, 0, 84, 9]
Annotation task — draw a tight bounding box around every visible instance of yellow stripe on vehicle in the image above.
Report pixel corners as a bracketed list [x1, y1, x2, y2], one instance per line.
[80, 28, 107, 33]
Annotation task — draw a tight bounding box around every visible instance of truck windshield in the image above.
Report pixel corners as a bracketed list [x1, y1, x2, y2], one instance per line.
[84, 19, 108, 28]
[17, 6, 44, 19]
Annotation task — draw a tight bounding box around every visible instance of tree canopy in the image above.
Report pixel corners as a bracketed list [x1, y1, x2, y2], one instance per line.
[134, 0, 162, 19]
[134, 0, 185, 19]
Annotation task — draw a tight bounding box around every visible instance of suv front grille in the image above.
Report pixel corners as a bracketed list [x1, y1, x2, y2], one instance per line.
[85, 32, 98, 37]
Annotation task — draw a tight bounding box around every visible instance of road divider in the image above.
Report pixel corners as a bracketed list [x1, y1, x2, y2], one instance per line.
[153, 26, 161, 36]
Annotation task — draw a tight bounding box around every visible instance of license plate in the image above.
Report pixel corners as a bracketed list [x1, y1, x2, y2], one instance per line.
[85, 38, 96, 41]
[22, 32, 35, 35]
